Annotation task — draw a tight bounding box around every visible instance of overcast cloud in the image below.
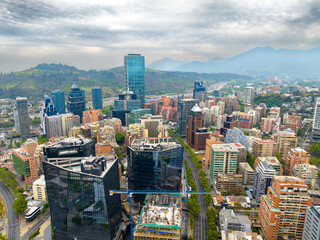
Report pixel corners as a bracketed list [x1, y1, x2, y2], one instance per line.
[0, 0, 319, 72]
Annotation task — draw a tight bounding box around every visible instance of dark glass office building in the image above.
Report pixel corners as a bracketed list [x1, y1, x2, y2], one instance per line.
[124, 54, 145, 108]
[193, 81, 207, 102]
[112, 90, 141, 126]
[52, 90, 66, 114]
[43, 155, 122, 240]
[81, 89, 86, 110]
[177, 98, 198, 137]
[67, 84, 85, 123]
[127, 137, 184, 201]
[92, 87, 103, 110]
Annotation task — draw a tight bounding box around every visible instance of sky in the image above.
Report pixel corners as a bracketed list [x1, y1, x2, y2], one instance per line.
[1, 0, 319, 72]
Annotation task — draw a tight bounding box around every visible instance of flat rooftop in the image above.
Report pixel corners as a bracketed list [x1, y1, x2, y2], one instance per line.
[211, 144, 239, 152]
[46, 137, 92, 148]
[257, 157, 280, 165]
[290, 147, 307, 153]
[139, 194, 182, 228]
[220, 208, 251, 225]
[130, 137, 182, 151]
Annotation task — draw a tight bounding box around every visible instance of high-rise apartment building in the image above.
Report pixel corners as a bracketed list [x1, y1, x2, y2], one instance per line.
[124, 54, 145, 107]
[43, 155, 122, 239]
[272, 131, 298, 162]
[177, 99, 198, 137]
[127, 137, 183, 201]
[284, 147, 310, 176]
[67, 84, 85, 123]
[259, 176, 312, 240]
[302, 205, 320, 240]
[243, 87, 255, 104]
[252, 139, 278, 157]
[82, 109, 103, 124]
[260, 118, 277, 133]
[239, 162, 254, 185]
[254, 156, 283, 176]
[45, 113, 80, 139]
[92, 87, 103, 110]
[52, 90, 65, 114]
[210, 144, 238, 181]
[193, 81, 207, 102]
[14, 97, 31, 139]
[292, 164, 318, 189]
[311, 98, 320, 142]
[204, 137, 220, 169]
[216, 174, 243, 195]
[253, 160, 276, 203]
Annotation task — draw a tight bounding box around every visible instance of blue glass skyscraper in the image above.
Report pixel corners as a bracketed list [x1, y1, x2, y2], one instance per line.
[81, 89, 86, 110]
[67, 84, 85, 123]
[92, 87, 103, 110]
[124, 54, 145, 108]
[51, 90, 65, 114]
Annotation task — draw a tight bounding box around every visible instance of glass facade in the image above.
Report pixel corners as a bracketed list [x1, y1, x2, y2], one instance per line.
[124, 54, 145, 108]
[15, 97, 31, 139]
[193, 81, 206, 102]
[67, 84, 85, 123]
[92, 88, 103, 110]
[52, 90, 66, 114]
[127, 145, 183, 202]
[43, 159, 122, 240]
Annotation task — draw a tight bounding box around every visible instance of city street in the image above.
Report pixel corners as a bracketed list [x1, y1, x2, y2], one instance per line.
[0, 182, 19, 240]
[21, 211, 50, 240]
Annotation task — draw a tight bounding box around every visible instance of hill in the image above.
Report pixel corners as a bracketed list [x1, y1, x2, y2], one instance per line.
[0, 63, 253, 101]
[148, 47, 320, 77]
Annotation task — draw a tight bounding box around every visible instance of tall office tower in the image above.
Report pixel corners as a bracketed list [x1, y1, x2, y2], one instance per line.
[284, 147, 310, 176]
[43, 155, 122, 239]
[45, 113, 80, 139]
[14, 97, 31, 139]
[51, 90, 65, 114]
[243, 87, 255, 104]
[92, 87, 103, 110]
[127, 137, 183, 201]
[220, 115, 238, 136]
[259, 176, 312, 240]
[193, 81, 207, 102]
[210, 144, 238, 181]
[311, 98, 320, 142]
[112, 90, 141, 126]
[186, 104, 210, 150]
[67, 84, 85, 123]
[81, 89, 86, 110]
[124, 54, 145, 107]
[177, 99, 198, 137]
[302, 205, 320, 240]
[41, 96, 57, 133]
[253, 160, 276, 203]
[252, 139, 278, 157]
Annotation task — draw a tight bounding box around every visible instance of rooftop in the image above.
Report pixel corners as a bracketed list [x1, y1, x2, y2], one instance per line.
[211, 144, 239, 152]
[290, 147, 307, 153]
[257, 157, 280, 165]
[220, 208, 251, 226]
[130, 137, 182, 151]
[46, 137, 92, 148]
[239, 162, 254, 172]
[191, 103, 201, 112]
[138, 194, 182, 228]
[254, 139, 276, 144]
[221, 230, 263, 240]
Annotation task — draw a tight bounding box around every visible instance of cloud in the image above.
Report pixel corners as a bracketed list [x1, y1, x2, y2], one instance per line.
[0, 0, 319, 72]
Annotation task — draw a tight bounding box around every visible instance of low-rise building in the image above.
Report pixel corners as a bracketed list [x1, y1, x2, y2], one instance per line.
[219, 208, 251, 232]
[221, 230, 263, 240]
[216, 174, 243, 196]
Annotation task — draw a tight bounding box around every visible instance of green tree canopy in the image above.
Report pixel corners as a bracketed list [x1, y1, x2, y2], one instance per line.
[115, 132, 125, 145]
[13, 195, 27, 215]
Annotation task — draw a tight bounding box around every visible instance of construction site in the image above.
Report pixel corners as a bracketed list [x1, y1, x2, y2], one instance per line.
[133, 194, 184, 240]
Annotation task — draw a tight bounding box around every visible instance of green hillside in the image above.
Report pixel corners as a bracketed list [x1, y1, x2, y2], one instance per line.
[0, 63, 253, 101]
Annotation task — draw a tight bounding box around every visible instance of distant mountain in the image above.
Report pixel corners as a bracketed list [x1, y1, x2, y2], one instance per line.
[0, 63, 253, 101]
[148, 47, 320, 77]
[147, 57, 186, 71]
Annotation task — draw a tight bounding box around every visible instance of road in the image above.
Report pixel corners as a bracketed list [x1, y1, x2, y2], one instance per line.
[184, 149, 208, 240]
[20, 211, 50, 240]
[0, 182, 19, 240]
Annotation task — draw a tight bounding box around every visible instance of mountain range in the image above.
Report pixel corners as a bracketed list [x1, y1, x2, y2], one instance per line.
[147, 47, 320, 77]
[0, 64, 252, 101]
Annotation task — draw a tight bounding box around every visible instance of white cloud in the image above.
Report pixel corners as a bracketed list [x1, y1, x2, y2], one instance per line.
[0, 0, 319, 72]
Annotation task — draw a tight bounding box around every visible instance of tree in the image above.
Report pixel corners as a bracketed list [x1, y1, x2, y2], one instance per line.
[13, 195, 27, 215]
[276, 152, 282, 161]
[117, 150, 124, 160]
[0, 140, 5, 147]
[188, 198, 200, 216]
[244, 210, 251, 216]
[115, 132, 125, 145]
[297, 128, 303, 137]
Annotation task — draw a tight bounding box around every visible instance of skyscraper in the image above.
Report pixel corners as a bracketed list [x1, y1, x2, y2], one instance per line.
[52, 90, 65, 114]
[92, 87, 103, 110]
[259, 176, 312, 240]
[193, 82, 207, 102]
[81, 89, 86, 110]
[177, 98, 198, 137]
[124, 54, 145, 107]
[311, 98, 320, 142]
[14, 97, 31, 139]
[43, 155, 122, 239]
[67, 84, 85, 123]
[243, 87, 255, 104]
[302, 205, 320, 240]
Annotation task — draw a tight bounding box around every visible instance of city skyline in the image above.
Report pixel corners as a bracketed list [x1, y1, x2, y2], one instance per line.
[1, 0, 319, 72]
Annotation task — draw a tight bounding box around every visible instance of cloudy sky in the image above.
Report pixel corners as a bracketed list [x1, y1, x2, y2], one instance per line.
[1, 0, 319, 72]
